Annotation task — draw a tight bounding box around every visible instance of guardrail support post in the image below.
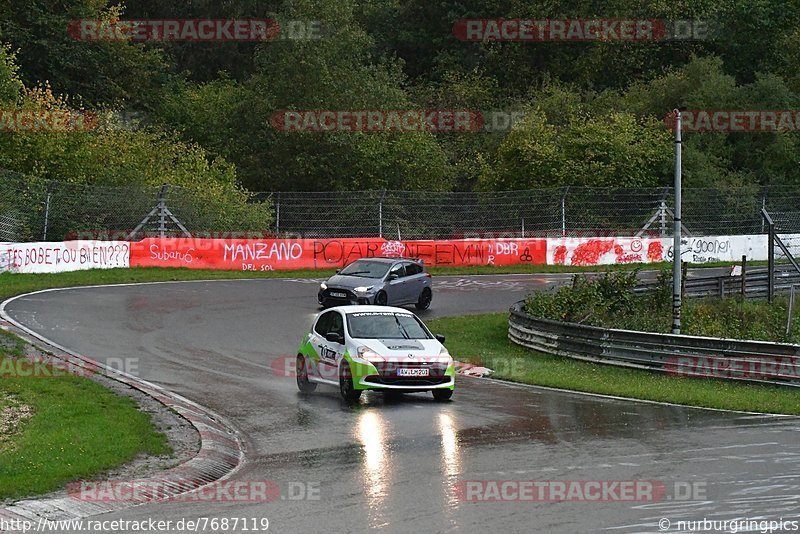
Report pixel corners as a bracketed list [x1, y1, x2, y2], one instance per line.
[741, 255, 747, 298]
[681, 261, 687, 297]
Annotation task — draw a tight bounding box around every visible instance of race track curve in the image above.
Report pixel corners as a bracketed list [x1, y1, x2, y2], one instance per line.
[4, 274, 800, 534]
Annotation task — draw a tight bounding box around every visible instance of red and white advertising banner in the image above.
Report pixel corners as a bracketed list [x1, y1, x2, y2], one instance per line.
[129, 237, 548, 271]
[0, 241, 130, 273]
[548, 234, 800, 266]
[548, 237, 667, 266]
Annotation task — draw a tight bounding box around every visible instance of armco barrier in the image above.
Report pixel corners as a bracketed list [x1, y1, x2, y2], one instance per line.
[508, 301, 800, 387]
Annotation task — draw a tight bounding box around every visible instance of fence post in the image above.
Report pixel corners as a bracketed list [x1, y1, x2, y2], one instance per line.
[379, 189, 386, 238]
[158, 184, 168, 238]
[659, 198, 666, 237]
[767, 213, 775, 304]
[42, 185, 52, 241]
[275, 192, 281, 236]
[561, 187, 569, 237]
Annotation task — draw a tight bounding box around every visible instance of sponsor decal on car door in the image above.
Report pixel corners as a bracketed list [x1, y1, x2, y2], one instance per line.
[316, 311, 345, 379]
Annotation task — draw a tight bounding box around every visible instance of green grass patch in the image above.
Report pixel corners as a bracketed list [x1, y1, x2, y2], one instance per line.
[0, 330, 171, 501]
[429, 313, 800, 415]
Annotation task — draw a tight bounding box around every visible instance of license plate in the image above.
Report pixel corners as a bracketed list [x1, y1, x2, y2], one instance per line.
[397, 368, 429, 377]
[329, 292, 347, 298]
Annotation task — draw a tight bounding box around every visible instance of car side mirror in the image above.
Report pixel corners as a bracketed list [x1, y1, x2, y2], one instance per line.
[325, 332, 344, 344]
[335, 269, 340, 274]
[435, 334, 446, 344]
[388, 273, 399, 281]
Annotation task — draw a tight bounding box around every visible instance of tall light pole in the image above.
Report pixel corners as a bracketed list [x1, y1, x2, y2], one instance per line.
[672, 109, 682, 334]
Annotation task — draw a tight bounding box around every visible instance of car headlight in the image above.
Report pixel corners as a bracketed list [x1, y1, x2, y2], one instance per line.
[353, 286, 374, 293]
[358, 346, 384, 363]
[439, 346, 451, 360]
[320, 282, 327, 290]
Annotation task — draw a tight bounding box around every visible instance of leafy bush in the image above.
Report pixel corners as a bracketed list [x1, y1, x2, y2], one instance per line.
[524, 269, 800, 343]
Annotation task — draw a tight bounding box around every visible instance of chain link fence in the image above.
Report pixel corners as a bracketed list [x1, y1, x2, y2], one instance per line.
[269, 186, 793, 240]
[0, 169, 272, 242]
[3, 168, 800, 242]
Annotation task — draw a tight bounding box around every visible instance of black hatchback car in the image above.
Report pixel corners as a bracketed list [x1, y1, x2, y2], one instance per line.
[318, 257, 433, 310]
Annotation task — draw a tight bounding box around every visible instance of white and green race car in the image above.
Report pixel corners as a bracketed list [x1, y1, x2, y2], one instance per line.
[296, 305, 455, 402]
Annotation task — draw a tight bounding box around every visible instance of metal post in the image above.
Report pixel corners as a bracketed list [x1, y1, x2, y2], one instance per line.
[42, 190, 52, 241]
[158, 184, 168, 238]
[561, 187, 568, 237]
[672, 110, 683, 334]
[768, 215, 775, 303]
[379, 189, 386, 238]
[787, 285, 796, 336]
[521, 217, 525, 238]
[275, 192, 281, 236]
[659, 198, 666, 237]
[681, 261, 687, 298]
[741, 255, 747, 298]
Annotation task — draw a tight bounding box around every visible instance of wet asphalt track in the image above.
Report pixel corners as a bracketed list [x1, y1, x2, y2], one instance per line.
[5, 273, 800, 534]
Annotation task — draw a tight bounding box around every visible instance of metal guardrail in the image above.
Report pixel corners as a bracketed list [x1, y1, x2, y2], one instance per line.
[508, 301, 800, 387]
[634, 264, 800, 299]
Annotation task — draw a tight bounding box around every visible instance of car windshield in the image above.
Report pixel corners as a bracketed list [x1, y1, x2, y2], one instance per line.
[339, 260, 391, 278]
[346, 312, 433, 340]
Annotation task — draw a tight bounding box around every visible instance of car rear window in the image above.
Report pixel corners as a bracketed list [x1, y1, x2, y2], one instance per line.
[346, 312, 432, 339]
[405, 262, 423, 276]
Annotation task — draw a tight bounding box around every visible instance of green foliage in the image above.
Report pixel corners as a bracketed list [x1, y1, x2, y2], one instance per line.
[481, 108, 672, 189]
[3, 0, 800, 193]
[525, 270, 800, 343]
[525, 270, 643, 325]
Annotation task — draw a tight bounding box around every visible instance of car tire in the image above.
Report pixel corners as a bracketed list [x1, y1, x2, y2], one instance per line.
[415, 288, 432, 310]
[296, 355, 317, 393]
[375, 291, 388, 306]
[339, 362, 362, 403]
[432, 388, 453, 402]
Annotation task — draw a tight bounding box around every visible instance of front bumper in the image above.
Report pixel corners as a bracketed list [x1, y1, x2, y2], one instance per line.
[318, 288, 375, 306]
[349, 360, 456, 391]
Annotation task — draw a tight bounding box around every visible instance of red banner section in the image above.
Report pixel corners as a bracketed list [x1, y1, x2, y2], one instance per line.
[129, 238, 547, 271]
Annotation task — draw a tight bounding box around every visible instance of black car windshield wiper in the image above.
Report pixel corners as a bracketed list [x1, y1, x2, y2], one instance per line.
[341, 270, 373, 277]
[393, 314, 411, 339]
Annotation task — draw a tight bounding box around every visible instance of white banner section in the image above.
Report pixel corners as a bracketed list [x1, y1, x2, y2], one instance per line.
[547, 234, 800, 266]
[0, 241, 130, 273]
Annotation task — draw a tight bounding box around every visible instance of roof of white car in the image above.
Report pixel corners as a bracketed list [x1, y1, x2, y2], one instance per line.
[329, 305, 414, 315]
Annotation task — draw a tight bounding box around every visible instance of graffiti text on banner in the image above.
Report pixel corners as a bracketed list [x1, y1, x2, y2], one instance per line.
[0, 241, 130, 273]
[129, 238, 548, 271]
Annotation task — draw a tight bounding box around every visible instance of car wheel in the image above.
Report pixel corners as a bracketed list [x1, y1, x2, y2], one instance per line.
[432, 388, 453, 402]
[339, 362, 362, 402]
[375, 291, 388, 306]
[415, 288, 432, 310]
[296, 355, 317, 393]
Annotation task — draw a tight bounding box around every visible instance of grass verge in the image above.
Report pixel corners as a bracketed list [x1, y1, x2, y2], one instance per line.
[0, 329, 171, 501]
[428, 313, 800, 415]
